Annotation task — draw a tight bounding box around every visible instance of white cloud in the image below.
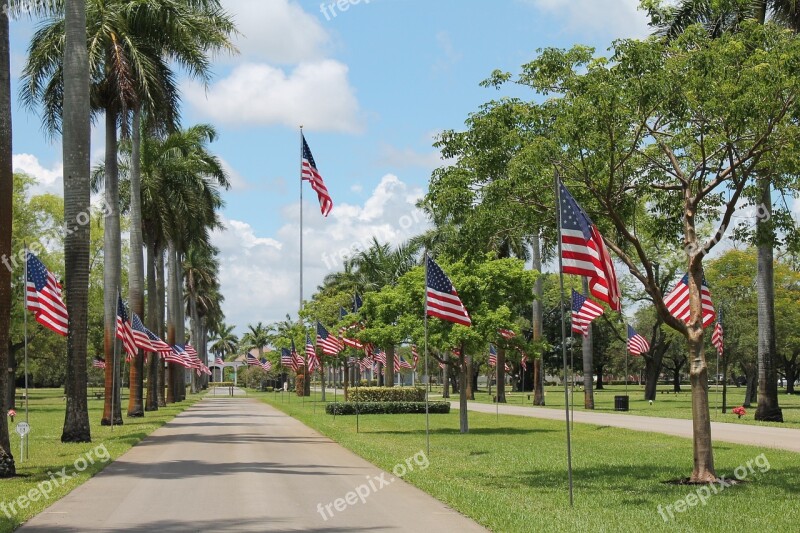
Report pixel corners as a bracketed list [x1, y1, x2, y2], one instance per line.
[525, 0, 650, 39]
[12, 153, 63, 194]
[219, 157, 250, 191]
[223, 0, 329, 64]
[378, 144, 448, 170]
[186, 61, 363, 133]
[212, 174, 429, 332]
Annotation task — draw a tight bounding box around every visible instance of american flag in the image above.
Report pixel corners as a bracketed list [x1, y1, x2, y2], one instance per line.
[25, 252, 68, 336]
[291, 338, 305, 367]
[571, 289, 604, 337]
[504, 362, 512, 373]
[260, 358, 273, 372]
[214, 356, 224, 366]
[663, 273, 716, 328]
[559, 182, 621, 311]
[438, 359, 446, 370]
[130, 313, 155, 352]
[144, 328, 172, 356]
[712, 321, 724, 357]
[353, 293, 363, 313]
[305, 333, 320, 373]
[519, 348, 528, 371]
[92, 356, 106, 369]
[185, 344, 198, 358]
[399, 356, 412, 370]
[411, 345, 419, 369]
[488, 344, 497, 367]
[301, 133, 333, 216]
[340, 307, 364, 349]
[245, 353, 260, 366]
[498, 328, 516, 339]
[316, 322, 342, 355]
[425, 256, 471, 326]
[281, 348, 296, 370]
[373, 349, 386, 365]
[116, 294, 137, 362]
[165, 344, 193, 368]
[627, 325, 650, 356]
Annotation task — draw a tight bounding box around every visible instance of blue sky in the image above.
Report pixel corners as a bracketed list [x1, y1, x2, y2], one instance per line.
[11, 0, 655, 332]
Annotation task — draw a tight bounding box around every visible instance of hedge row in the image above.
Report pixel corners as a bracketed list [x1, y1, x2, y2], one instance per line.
[325, 401, 450, 415]
[209, 382, 235, 388]
[348, 387, 425, 402]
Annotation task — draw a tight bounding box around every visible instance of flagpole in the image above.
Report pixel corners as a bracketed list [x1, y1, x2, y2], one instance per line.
[716, 310, 722, 413]
[555, 170, 574, 507]
[570, 325, 574, 431]
[299, 126, 304, 317]
[111, 289, 119, 432]
[424, 252, 430, 457]
[22, 245, 29, 459]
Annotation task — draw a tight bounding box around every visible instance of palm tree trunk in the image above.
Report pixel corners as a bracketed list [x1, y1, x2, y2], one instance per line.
[531, 232, 545, 406]
[127, 107, 144, 417]
[755, 180, 783, 421]
[170, 243, 186, 401]
[188, 293, 199, 394]
[156, 243, 167, 407]
[101, 108, 122, 426]
[145, 239, 159, 411]
[60, 0, 92, 442]
[0, 0, 16, 474]
[166, 241, 177, 403]
[465, 355, 474, 400]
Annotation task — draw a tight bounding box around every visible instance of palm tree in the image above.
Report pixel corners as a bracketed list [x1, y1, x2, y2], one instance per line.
[210, 323, 238, 359]
[59, 0, 92, 442]
[241, 322, 272, 360]
[183, 242, 220, 392]
[644, 0, 788, 422]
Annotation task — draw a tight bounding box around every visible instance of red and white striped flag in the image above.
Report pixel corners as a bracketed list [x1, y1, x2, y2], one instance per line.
[316, 322, 342, 356]
[25, 252, 68, 336]
[411, 345, 419, 369]
[712, 321, 724, 357]
[92, 357, 106, 369]
[627, 325, 650, 356]
[130, 313, 155, 352]
[301, 133, 333, 216]
[664, 274, 716, 328]
[571, 290, 604, 337]
[488, 344, 497, 367]
[559, 182, 621, 311]
[498, 328, 516, 339]
[306, 333, 320, 373]
[116, 295, 137, 362]
[425, 256, 471, 326]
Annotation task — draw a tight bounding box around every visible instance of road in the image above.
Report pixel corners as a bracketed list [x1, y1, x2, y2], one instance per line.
[20, 397, 486, 532]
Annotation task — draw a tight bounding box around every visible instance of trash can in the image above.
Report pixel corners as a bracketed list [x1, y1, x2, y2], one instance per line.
[614, 395, 629, 411]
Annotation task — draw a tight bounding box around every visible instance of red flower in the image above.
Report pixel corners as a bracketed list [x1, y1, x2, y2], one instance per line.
[732, 406, 746, 418]
[7, 409, 15, 417]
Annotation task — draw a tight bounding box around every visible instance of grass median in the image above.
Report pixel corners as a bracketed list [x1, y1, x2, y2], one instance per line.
[0, 388, 202, 532]
[254, 389, 799, 532]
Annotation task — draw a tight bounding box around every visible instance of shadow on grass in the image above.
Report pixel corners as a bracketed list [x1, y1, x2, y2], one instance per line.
[360, 427, 555, 436]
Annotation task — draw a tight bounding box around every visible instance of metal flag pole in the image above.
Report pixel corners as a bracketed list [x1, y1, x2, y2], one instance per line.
[570, 325, 575, 431]
[554, 170, 574, 507]
[495, 349, 499, 421]
[299, 126, 304, 318]
[22, 245, 29, 459]
[716, 310, 722, 413]
[424, 252, 430, 457]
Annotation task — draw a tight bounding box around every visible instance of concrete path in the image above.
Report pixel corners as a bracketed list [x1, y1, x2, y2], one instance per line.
[461, 402, 800, 453]
[21, 398, 485, 532]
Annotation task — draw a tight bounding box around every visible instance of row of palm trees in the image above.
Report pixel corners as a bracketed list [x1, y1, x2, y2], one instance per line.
[0, 0, 238, 475]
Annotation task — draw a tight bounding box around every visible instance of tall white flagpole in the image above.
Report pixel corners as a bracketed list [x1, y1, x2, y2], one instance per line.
[555, 170, 574, 507]
[299, 125, 304, 316]
[424, 252, 430, 457]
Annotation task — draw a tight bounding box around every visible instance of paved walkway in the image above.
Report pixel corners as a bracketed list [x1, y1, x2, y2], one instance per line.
[21, 398, 485, 532]
[461, 402, 800, 453]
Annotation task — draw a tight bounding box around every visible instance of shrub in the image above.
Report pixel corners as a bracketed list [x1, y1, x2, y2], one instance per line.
[325, 401, 450, 415]
[295, 374, 306, 397]
[348, 387, 425, 402]
[265, 386, 274, 392]
[210, 381, 234, 388]
[359, 379, 378, 387]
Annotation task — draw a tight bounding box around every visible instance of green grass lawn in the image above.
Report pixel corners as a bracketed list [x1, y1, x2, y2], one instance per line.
[0, 388, 202, 533]
[254, 389, 799, 533]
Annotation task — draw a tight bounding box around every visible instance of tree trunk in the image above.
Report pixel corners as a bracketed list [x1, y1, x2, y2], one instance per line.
[166, 241, 178, 404]
[745, 374, 758, 406]
[531, 232, 545, 405]
[384, 346, 395, 387]
[496, 347, 506, 403]
[595, 366, 604, 390]
[172, 244, 186, 401]
[465, 355, 474, 400]
[59, 0, 92, 443]
[721, 355, 728, 413]
[442, 362, 450, 398]
[581, 278, 595, 408]
[320, 361, 326, 401]
[644, 348, 665, 401]
[188, 293, 199, 394]
[127, 108, 144, 417]
[156, 244, 167, 407]
[755, 180, 783, 421]
[0, 1, 16, 473]
[458, 349, 468, 433]
[101, 109, 122, 427]
[145, 240, 159, 411]
[672, 367, 682, 392]
[687, 327, 716, 482]
[785, 357, 797, 394]
[343, 361, 349, 400]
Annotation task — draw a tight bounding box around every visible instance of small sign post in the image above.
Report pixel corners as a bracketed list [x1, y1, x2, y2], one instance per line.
[15, 422, 30, 462]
